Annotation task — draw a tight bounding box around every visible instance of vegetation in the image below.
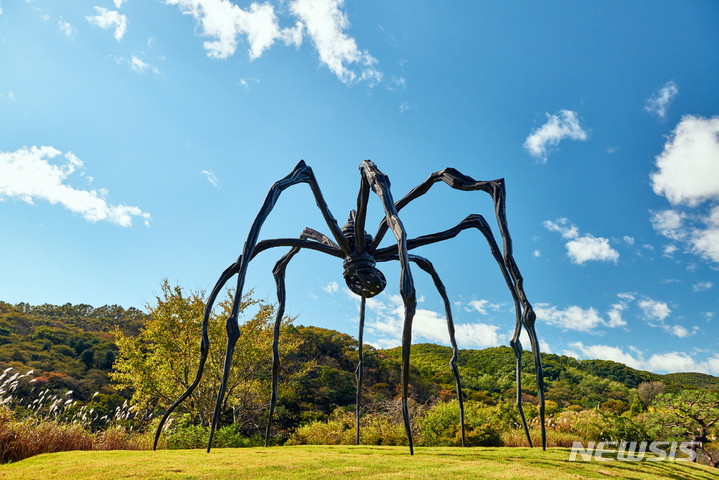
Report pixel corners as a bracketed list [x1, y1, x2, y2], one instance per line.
[1, 287, 718, 470]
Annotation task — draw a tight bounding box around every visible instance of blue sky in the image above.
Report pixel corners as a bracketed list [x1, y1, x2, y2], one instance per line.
[1, 1, 718, 375]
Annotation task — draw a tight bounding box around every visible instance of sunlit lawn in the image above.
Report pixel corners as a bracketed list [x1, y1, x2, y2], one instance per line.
[1, 446, 716, 480]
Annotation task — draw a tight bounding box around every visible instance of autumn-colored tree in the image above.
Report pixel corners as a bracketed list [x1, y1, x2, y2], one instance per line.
[111, 280, 303, 433]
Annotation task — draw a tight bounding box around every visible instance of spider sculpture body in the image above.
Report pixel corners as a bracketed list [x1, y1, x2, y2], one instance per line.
[153, 160, 545, 455]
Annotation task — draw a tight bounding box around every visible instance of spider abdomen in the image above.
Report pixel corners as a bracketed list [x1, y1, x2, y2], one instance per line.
[343, 256, 387, 298]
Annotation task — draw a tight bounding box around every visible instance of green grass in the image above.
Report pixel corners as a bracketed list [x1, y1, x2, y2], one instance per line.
[0, 446, 716, 480]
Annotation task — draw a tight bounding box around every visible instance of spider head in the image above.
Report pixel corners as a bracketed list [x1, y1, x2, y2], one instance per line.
[343, 255, 386, 298]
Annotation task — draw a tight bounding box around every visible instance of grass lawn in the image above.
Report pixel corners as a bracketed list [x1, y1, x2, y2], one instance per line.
[0, 446, 716, 480]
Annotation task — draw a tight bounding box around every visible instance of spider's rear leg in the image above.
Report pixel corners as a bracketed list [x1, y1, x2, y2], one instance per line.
[265, 228, 340, 446]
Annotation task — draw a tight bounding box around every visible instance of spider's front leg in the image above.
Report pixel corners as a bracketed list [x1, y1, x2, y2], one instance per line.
[153, 260, 239, 451]
[360, 160, 417, 455]
[377, 253, 467, 447]
[376, 212, 540, 447]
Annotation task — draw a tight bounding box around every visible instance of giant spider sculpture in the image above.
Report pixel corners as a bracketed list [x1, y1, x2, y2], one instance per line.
[153, 160, 545, 455]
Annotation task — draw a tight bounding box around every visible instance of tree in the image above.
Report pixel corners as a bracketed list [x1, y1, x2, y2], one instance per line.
[638, 381, 666, 406]
[651, 390, 719, 468]
[111, 280, 303, 434]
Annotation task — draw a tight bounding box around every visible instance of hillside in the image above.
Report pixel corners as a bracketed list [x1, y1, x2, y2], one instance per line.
[1, 300, 718, 425]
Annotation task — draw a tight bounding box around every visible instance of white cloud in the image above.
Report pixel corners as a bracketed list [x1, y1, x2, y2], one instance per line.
[363, 294, 505, 349]
[638, 298, 671, 322]
[650, 210, 687, 241]
[114, 0, 126, 7]
[649, 118, 719, 265]
[86, 7, 127, 41]
[201, 170, 219, 187]
[290, 0, 382, 85]
[533, 249, 541, 257]
[636, 297, 697, 337]
[570, 342, 644, 369]
[623, 236, 635, 246]
[7, 92, 16, 102]
[167, 0, 297, 60]
[534, 303, 626, 332]
[692, 281, 713, 292]
[565, 235, 619, 264]
[651, 207, 719, 265]
[543, 218, 619, 264]
[691, 206, 719, 263]
[662, 244, 677, 258]
[646, 352, 704, 372]
[523, 110, 588, 162]
[518, 329, 552, 354]
[323, 281, 338, 294]
[166, 0, 380, 85]
[606, 302, 628, 328]
[0, 146, 150, 227]
[651, 115, 719, 207]
[570, 342, 719, 374]
[645, 81, 678, 118]
[59, 18, 76, 38]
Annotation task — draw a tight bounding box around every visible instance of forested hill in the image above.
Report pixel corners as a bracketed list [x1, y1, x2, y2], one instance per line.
[1, 300, 718, 419]
[383, 343, 719, 395]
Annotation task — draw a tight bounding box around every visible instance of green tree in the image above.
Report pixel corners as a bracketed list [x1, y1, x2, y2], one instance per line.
[651, 390, 719, 468]
[111, 280, 302, 434]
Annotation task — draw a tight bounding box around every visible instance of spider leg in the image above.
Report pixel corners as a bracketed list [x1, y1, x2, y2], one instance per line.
[375, 213, 538, 447]
[378, 253, 467, 447]
[355, 297, 366, 445]
[360, 160, 417, 455]
[265, 228, 339, 447]
[371, 169, 545, 449]
[265, 247, 299, 447]
[208, 161, 351, 452]
[153, 260, 239, 450]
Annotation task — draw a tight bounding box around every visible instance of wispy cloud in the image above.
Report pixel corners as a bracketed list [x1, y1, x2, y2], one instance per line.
[645, 80, 678, 118]
[523, 110, 588, 162]
[58, 17, 76, 38]
[323, 281, 339, 294]
[86, 7, 127, 41]
[693, 281, 713, 292]
[465, 299, 500, 315]
[543, 217, 619, 264]
[0, 146, 150, 227]
[130, 55, 161, 74]
[165, 0, 381, 85]
[291, 0, 382, 85]
[201, 170, 219, 187]
[114, 0, 126, 7]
